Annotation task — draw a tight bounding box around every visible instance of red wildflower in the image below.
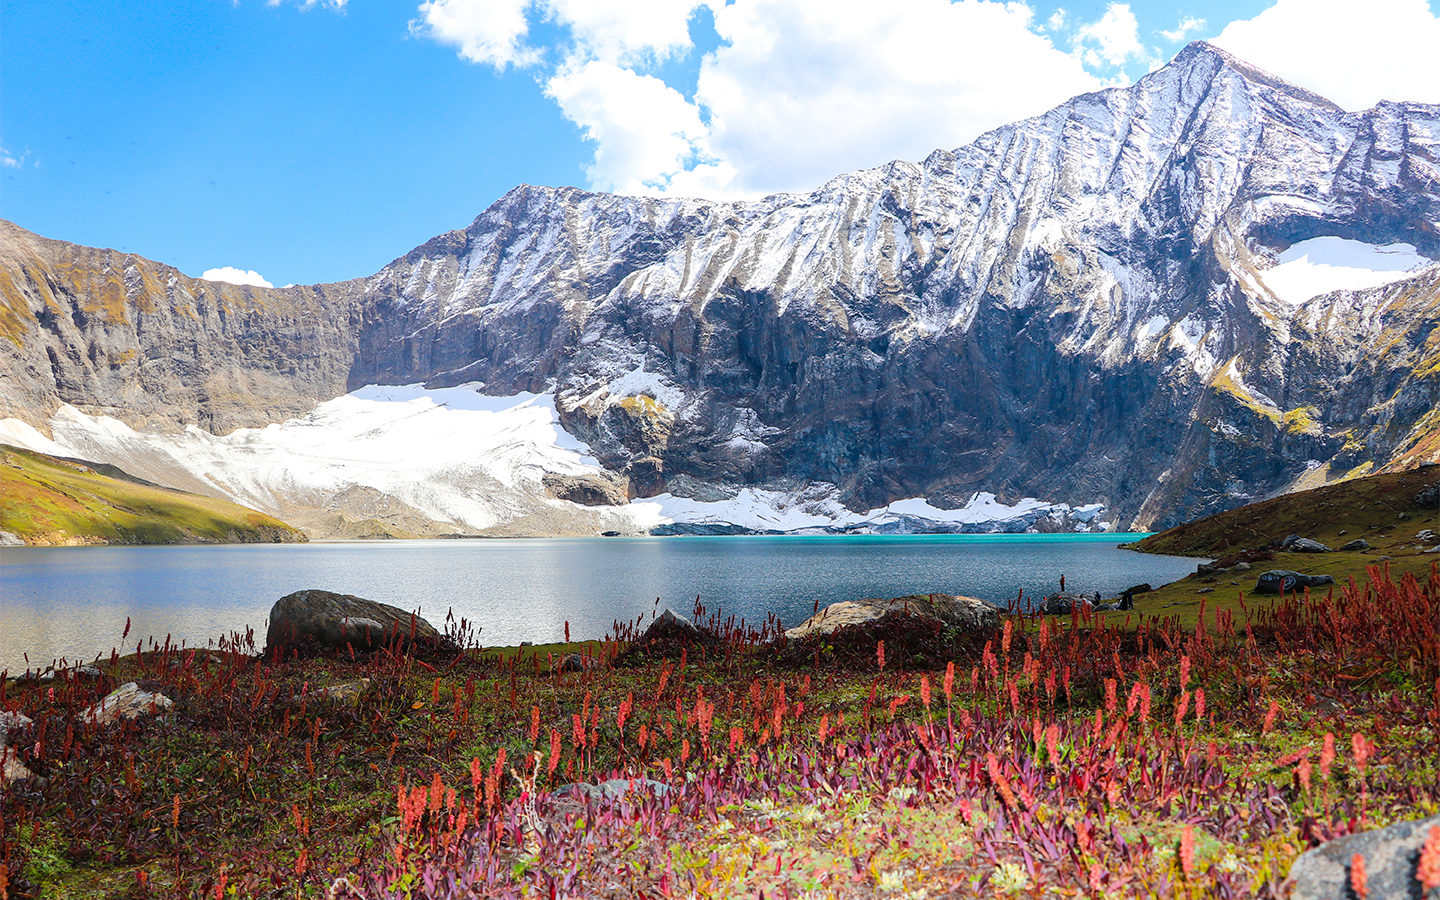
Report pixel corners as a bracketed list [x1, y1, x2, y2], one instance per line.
[1179, 825, 1196, 878]
[1319, 732, 1336, 778]
[1350, 853, 1368, 899]
[1416, 825, 1440, 890]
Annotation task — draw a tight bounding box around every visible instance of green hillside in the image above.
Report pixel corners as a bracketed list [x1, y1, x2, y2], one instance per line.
[1126, 464, 1440, 626]
[0, 443, 305, 545]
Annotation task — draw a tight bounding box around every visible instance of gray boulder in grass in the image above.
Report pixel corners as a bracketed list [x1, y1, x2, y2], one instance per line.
[785, 593, 997, 640]
[264, 589, 446, 656]
[639, 609, 718, 645]
[1286, 814, 1440, 899]
[1253, 570, 1335, 595]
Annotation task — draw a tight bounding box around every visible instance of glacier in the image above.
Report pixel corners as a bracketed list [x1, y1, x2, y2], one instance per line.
[0, 385, 1107, 538]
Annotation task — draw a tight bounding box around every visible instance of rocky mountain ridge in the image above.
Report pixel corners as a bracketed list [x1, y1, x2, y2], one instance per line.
[3, 41, 1440, 534]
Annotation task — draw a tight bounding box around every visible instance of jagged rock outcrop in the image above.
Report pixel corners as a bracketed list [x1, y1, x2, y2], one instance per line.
[4, 42, 1440, 530]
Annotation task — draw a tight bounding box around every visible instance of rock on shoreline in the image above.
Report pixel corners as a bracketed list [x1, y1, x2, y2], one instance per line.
[265, 589, 448, 656]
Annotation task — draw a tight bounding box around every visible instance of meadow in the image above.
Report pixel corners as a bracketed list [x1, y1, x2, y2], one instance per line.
[2, 560, 1438, 898]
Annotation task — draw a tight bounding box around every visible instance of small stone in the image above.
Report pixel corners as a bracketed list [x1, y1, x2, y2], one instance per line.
[1281, 535, 1331, 553]
[1196, 587, 1213, 594]
[81, 682, 174, 727]
[1339, 539, 1370, 552]
[1416, 529, 1437, 544]
[557, 653, 593, 673]
[1, 746, 34, 784]
[556, 778, 669, 803]
[0, 711, 33, 740]
[318, 679, 371, 704]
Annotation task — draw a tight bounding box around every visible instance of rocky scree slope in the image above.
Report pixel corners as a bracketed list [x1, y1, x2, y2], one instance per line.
[3, 42, 1440, 531]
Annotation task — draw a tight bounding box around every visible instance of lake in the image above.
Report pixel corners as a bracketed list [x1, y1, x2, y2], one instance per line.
[0, 534, 1198, 673]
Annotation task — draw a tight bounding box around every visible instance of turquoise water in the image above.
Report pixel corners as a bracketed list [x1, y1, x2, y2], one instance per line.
[0, 534, 1196, 672]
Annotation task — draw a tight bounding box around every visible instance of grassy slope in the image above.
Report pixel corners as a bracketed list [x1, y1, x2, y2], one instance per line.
[1123, 464, 1440, 628]
[0, 443, 305, 545]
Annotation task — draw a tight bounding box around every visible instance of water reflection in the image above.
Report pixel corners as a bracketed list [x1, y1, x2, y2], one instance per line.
[0, 535, 1197, 672]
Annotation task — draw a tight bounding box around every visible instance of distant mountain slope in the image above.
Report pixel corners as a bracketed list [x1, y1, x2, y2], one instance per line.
[3, 41, 1440, 533]
[1135, 463, 1440, 557]
[0, 444, 305, 545]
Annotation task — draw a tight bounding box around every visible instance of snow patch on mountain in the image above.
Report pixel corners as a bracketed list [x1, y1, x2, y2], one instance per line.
[0, 386, 660, 535]
[1263, 237, 1436, 304]
[638, 487, 1109, 534]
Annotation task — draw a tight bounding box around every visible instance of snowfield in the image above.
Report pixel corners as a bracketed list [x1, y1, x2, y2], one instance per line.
[1262, 237, 1435, 304]
[0, 386, 1108, 537]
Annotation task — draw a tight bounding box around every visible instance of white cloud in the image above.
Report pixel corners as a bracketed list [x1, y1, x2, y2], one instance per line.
[411, 0, 703, 69]
[409, 0, 538, 69]
[414, 0, 1109, 199]
[544, 0, 705, 65]
[1073, 2, 1144, 68]
[544, 59, 720, 193]
[1, 146, 30, 169]
[200, 267, 275, 288]
[1160, 15, 1206, 42]
[1214, 0, 1440, 109]
[1046, 8, 1067, 31]
[685, 0, 1101, 197]
[267, 0, 348, 9]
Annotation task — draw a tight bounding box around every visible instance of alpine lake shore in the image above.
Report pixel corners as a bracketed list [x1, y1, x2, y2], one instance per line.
[2, 468, 1439, 898]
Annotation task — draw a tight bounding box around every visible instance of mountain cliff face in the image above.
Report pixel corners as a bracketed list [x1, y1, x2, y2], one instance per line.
[3, 42, 1440, 533]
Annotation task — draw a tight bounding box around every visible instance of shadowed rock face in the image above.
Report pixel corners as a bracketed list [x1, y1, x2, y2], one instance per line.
[5, 42, 1440, 529]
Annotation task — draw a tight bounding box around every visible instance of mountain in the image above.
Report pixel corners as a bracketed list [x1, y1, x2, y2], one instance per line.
[0, 444, 304, 546]
[2, 42, 1439, 536]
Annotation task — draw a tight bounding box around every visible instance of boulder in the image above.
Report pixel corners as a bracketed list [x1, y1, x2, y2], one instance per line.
[1339, 539, 1371, 551]
[81, 682, 173, 727]
[556, 653, 596, 673]
[1287, 814, 1440, 900]
[639, 609, 718, 646]
[264, 589, 446, 656]
[1415, 484, 1440, 509]
[785, 593, 997, 640]
[1281, 535, 1332, 553]
[1418, 529, 1439, 544]
[556, 778, 669, 803]
[1253, 570, 1335, 595]
[1037, 592, 1102, 615]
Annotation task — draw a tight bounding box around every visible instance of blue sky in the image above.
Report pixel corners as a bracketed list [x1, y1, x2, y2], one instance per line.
[3, 0, 1438, 286]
